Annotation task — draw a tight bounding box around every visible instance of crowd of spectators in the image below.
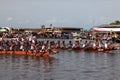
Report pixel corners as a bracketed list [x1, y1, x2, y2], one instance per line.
[0, 28, 95, 40]
[0, 29, 75, 39]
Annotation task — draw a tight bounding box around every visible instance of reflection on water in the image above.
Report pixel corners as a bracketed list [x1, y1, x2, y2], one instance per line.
[0, 50, 120, 80]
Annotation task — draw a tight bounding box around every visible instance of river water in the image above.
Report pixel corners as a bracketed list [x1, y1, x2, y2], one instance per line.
[0, 50, 120, 80]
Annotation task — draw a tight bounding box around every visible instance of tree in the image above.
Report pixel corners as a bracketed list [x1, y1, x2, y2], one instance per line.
[41, 25, 45, 29]
[50, 24, 52, 26]
[110, 20, 120, 25]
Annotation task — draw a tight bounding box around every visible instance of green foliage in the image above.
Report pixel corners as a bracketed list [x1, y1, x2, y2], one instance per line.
[41, 25, 45, 28]
[110, 20, 120, 25]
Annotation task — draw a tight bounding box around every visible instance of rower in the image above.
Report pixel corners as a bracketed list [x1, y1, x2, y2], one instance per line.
[61, 41, 66, 49]
[92, 41, 97, 50]
[67, 41, 73, 48]
[82, 41, 88, 48]
[104, 41, 108, 50]
[41, 44, 45, 51]
[56, 41, 61, 49]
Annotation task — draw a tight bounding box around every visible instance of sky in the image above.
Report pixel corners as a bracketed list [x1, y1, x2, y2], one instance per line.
[0, 0, 120, 29]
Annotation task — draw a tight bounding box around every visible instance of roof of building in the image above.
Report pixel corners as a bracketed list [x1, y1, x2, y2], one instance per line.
[95, 24, 120, 28]
[45, 26, 83, 29]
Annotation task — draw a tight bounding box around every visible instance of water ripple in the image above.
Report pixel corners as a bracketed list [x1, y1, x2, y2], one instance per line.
[0, 50, 120, 80]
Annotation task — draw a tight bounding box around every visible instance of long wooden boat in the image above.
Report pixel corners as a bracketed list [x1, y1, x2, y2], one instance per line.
[72, 47, 82, 50]
[0, 45, 116, 57]
[0, 50, 51, 57]
[0, 50, 32, 55]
